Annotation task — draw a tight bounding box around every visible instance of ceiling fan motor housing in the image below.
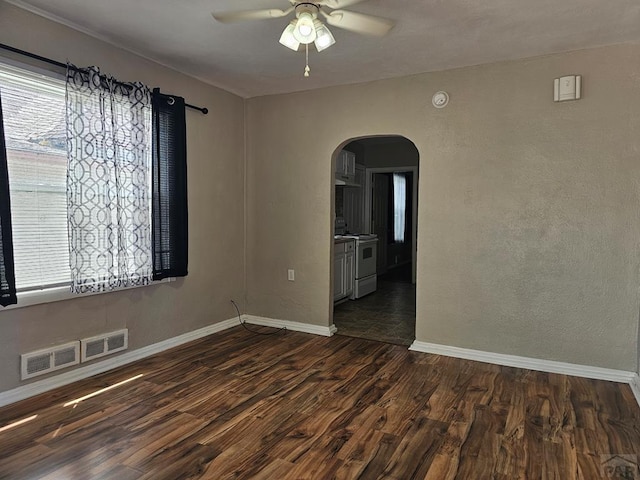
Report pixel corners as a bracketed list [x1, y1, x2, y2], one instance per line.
[294, 2, 320, 18]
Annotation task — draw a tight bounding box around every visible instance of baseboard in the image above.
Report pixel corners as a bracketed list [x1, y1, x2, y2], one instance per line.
[409, 340, 636, 384]
[630, 375, 640, 407]
[0, 318, 238, 408]
[6, 318, 631, 409]
[242, 314, 336, 337]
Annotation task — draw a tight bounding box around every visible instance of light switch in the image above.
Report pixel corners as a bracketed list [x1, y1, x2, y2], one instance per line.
[554, 75, 581, 102]
[288, 269, 295, 281]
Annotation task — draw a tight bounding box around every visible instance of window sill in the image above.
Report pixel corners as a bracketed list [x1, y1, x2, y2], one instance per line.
[3, 278, 175, 311]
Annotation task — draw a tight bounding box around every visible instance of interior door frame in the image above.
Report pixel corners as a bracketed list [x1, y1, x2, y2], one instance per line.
[364, 166, 418, 284]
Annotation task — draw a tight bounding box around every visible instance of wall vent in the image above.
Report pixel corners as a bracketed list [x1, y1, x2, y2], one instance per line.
[81, 329, 128, 362]
[21, 341, 80, 380]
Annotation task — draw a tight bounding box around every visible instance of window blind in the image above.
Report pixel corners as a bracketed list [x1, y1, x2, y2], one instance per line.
[0, 64, 70, 291]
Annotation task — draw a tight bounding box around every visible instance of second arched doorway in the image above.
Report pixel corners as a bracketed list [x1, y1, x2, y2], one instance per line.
[332, 135, 418, 346]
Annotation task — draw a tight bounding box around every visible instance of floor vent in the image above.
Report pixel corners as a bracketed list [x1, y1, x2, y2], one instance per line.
[21, 341, 80, 380]
[81, 329, 128, 362]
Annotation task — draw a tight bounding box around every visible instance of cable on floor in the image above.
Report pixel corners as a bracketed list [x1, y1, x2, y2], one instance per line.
[231, 299, 287, 336]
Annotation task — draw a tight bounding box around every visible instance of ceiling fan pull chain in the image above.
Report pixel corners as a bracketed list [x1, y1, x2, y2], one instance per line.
[304, 43, 310, 77]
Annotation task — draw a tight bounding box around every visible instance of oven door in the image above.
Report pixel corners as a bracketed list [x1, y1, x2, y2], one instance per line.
[357, 239, 377, 279]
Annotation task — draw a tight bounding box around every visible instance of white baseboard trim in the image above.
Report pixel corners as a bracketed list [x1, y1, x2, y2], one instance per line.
[409, 340, 636, 384]
[630, 374, 640, 407]
[242, 314, 336, 337]
[5, 318, 634, 410]
[0, 318, 238, 408]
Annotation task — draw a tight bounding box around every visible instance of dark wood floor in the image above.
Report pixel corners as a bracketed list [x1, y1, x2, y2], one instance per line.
[1, 326, 639, 479]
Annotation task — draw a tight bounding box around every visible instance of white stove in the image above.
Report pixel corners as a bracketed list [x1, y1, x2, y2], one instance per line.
[339, 234, 378, 299]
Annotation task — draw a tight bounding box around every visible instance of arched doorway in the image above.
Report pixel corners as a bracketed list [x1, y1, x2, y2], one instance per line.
[332, 135, 419, 346]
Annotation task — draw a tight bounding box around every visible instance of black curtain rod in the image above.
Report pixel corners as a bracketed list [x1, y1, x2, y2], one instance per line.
[0, 42, 208, 115]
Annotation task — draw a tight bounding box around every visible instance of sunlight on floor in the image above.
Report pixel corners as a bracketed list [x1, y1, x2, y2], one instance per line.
[0, 414, 38, 433]
[63, 373, 144, 408]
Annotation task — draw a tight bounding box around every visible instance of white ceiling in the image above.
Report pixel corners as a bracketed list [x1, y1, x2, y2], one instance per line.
[7, 0, 640, 98]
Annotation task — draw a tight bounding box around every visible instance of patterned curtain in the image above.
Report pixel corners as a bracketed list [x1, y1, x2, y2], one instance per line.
[66, 66, 153, 293]
[0, 93, 17, 306]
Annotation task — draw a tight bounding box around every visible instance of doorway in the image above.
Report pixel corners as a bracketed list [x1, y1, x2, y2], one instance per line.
[367, 168, 418, 283]
[332, 136, 418, 346]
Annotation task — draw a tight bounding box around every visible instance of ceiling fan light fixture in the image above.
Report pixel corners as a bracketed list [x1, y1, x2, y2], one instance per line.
[313, 20, 335, 52]
[279, 21, 300, 50]
[293, 12, 317, 44]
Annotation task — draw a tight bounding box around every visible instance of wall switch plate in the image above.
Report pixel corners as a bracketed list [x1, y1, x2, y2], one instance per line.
[554, 75, 581, 102]
[288, 269, 295, 281]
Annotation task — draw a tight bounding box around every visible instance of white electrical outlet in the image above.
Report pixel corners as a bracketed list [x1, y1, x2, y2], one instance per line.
[288, 269, 295, 281]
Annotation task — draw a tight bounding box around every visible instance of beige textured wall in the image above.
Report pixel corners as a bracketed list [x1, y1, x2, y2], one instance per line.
[0, 3, 245, 392]
[247, 44, 640, 371]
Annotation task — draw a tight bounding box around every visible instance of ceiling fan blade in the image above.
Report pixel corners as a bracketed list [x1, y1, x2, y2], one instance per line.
[317, 0, 368, 9]
[322, 9, 394, 36]
[212, 7, 293, 24]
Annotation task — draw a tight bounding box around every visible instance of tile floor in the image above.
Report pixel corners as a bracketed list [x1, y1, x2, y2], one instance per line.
[333, 264, 416, 346]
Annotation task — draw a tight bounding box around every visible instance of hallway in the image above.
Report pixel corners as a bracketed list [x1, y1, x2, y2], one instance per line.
[333, 264, 416, 346]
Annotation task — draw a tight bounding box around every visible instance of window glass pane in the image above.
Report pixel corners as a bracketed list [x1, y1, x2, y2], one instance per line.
[393, 173, 406, 243]
[0, 64, 70, 291]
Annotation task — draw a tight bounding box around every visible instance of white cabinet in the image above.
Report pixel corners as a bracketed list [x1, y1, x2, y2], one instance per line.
[354, 163, 365, 186]
[334, 240, 355, 303]
[343, 164, 365, 232]
[335, 150, 356, 183]
[344, 248, 354, 297]
[334, 251, 345, 301]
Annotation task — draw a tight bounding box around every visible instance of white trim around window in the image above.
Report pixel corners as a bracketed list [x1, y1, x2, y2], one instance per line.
[2, 277, 174, 311]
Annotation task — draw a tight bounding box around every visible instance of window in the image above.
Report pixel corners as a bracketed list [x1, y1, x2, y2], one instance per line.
[393, 173, 407, 243]
[0, 64, 70, 291]
[0, 61, 188, 303]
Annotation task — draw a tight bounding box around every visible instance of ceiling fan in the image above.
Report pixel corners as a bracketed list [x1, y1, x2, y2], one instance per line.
[212, 0, 394, 75]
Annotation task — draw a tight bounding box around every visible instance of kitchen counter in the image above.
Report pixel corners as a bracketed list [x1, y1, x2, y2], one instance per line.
[334, 236, 354, 245]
